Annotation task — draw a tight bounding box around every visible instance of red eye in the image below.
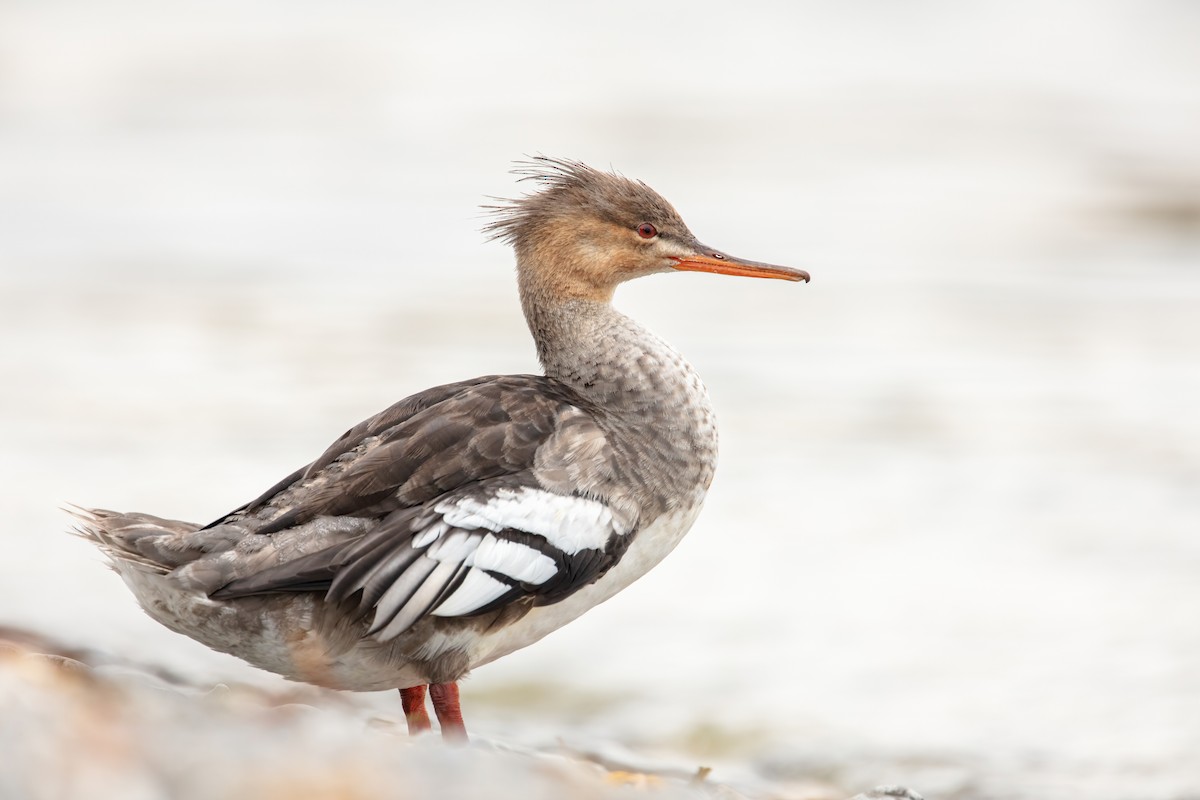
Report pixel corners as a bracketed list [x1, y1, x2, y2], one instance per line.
[636, 223, 658, 239]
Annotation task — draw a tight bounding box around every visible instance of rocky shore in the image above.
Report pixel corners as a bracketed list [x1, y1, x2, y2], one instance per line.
[0, 628, 923, 800]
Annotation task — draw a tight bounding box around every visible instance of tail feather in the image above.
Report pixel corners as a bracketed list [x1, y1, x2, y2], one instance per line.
[66, 505, 226, 574]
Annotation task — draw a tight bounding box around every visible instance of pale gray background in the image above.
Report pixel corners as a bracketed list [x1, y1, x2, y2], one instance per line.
[2, 2, 1198, 797]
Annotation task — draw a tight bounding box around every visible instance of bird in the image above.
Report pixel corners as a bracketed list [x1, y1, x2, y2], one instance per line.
[72, 157, 809, 741]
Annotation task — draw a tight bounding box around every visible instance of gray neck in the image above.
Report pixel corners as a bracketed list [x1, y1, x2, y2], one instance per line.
[520, 289, 719, 515]
[521, 295, 678, 408]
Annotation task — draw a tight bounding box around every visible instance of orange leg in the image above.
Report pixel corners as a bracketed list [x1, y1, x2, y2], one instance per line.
[399, 685, 432, 735]
[429, 681, 468, 743]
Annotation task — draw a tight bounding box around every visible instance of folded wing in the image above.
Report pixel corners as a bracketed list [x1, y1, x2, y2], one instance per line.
[210, 375, 639, 640]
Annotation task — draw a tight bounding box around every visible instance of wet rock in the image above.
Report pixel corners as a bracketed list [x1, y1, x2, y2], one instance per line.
[849, 788, 926, 800]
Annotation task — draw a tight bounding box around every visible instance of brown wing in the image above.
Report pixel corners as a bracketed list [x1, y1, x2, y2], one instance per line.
[204, 375, 499, 529]
[210, 375, 587, 533]
[209, 375, 642, 639]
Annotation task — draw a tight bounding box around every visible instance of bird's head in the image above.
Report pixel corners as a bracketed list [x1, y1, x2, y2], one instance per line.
[485, 157, 808, 304]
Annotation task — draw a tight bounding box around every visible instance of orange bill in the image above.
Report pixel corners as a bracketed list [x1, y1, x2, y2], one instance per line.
[669, 251, 809, 283]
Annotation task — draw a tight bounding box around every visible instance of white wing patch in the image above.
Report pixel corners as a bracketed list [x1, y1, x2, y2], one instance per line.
[431, 569, 510, 617]
[469, 534, 557, 584]
[366, 487, 622, 637]
[435, 487, 619, 555]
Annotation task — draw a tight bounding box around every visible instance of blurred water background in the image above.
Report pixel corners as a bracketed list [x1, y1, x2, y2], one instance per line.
[2, 1, 1198, 798]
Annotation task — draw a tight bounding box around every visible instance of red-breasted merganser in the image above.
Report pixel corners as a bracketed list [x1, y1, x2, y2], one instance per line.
[73, 157, 809, 741]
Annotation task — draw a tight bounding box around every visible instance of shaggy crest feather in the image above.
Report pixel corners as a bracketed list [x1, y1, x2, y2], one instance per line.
[482, 156, 690, 251]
